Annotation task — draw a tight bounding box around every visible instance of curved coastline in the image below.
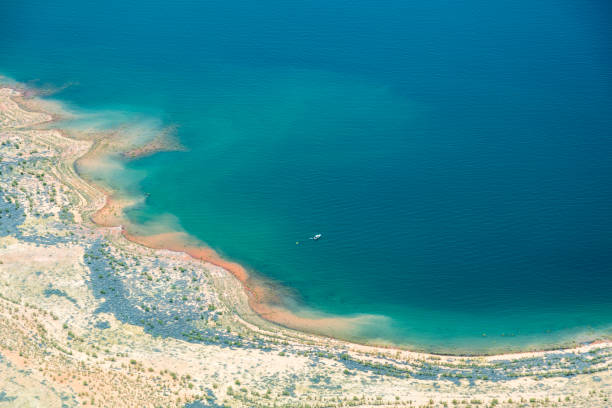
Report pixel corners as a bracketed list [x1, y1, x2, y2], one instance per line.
[76, 192, 612, 356]
[6, 78, 612, 408]
[90, 194, 387, 347]
[7, 78, 612, 357]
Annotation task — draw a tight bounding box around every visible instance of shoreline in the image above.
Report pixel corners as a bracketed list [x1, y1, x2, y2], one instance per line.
[6, 79, 612, 358]
[2, 79, 612, 407]
[83, 190, 612, 356]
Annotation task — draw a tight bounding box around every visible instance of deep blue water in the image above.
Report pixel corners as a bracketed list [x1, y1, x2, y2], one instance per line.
[2, 0, 612, 353]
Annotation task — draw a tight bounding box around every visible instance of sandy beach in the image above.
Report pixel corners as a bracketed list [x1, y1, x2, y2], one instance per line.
[1, 82, 611, 407]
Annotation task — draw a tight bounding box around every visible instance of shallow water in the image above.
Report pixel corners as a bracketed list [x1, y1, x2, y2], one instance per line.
[2, 0, 612, 353]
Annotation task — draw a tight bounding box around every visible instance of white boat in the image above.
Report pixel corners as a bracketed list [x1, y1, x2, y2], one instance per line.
[310, 234, 322, 240]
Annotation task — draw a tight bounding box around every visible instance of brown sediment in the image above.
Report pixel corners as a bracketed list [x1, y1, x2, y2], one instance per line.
[124, 227, 363, 335]
[15, 79, 79, 98]
[64, 115, 271, 311]
[122, 230, 251, 284]
[122, 125, 186, 159]
[121, 226, 367, 336]
[93, 193, 361, 336]
[9, 91, 74, 124]
[66, 109, 370, 337]
[90, 193, 136, 228]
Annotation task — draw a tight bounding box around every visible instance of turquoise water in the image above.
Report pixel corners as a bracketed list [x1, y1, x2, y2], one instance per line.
[2, 0, 612, 353]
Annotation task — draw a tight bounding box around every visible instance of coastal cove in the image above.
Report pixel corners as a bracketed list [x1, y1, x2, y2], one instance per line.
[1, 81, 612, 408]
[2, 76, 612, 357]
[2, 0, 612, 355]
